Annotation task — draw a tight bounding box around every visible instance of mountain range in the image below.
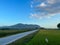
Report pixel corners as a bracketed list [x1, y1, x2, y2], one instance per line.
[0, 23, 40, 30]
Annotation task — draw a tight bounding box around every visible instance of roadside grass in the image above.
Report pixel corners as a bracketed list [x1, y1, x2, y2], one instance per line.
[8, 30, 38, 45]
[26, 29, 60, 45]
[0, 30, 31, 38]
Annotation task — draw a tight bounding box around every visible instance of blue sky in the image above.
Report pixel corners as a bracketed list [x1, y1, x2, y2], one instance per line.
[0, 0, 60, 28]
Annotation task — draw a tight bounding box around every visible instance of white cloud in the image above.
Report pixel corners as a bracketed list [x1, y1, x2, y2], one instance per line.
[47, 0, 56, 4]
[40, 3, 47, 7]
[30, 0, 60, 19]
[30, 13, 40, 18]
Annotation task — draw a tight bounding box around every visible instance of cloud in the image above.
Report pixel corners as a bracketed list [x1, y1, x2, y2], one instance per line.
[30, 0, 60, 19]
[40, 2, 47, 7]
[47, 0, 56, 4]
[30, 13, 43, 19]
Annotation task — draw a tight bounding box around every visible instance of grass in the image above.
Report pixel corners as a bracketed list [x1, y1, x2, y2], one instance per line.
[8, 30, 38, 45]
[0, 30, 31, 37]
[26, 29, 60, 45]
[1, 29, 60, 45]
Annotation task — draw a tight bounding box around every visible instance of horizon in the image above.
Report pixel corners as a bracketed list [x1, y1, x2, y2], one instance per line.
[0, 0, 60, 28]
[0, 23, 58, 29]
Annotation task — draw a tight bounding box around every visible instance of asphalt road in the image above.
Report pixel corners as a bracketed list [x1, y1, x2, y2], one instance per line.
[0, 30, 37, 45]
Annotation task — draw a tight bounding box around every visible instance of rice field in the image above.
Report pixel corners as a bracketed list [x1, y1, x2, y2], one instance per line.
[26, 29, 60, 45]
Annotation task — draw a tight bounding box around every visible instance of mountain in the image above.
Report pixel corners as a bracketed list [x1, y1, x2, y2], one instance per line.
[0, 23, 40, 30]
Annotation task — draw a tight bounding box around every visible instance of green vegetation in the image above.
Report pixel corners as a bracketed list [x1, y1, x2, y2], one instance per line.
[0, 30, 31, 37]
[57, 23, 60, 29]
[1, 29, 60, 45]
[27, 29, 60, 45]
[8, 30, 38, 45]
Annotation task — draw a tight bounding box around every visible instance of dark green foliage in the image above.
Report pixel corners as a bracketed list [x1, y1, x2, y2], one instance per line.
[57, 23, 60, 29]
[0, 28, 10, 30]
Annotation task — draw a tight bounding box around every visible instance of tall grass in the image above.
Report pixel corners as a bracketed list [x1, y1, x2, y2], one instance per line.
[0, 30, 30, 37]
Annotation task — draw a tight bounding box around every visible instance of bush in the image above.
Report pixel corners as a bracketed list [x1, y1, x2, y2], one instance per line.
[57, 23, 60, 29]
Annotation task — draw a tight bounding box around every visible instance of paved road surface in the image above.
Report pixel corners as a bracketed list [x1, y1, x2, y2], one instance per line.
[0, 30, 37, 45]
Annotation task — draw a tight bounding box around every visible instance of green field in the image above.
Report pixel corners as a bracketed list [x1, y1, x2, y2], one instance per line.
[27, 29, 60, 45]
[0, 30, 30, 37]
[1, 29, 60, 45]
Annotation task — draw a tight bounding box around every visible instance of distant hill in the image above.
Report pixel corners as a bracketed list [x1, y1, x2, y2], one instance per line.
[0, 23, 40, 30]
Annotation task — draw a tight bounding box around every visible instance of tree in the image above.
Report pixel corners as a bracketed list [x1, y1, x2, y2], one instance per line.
[57, 23, 60, 29]
[1, 28, 10, 30]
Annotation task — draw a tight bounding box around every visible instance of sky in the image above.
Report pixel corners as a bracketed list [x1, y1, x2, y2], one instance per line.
[0, 0, 60, 28]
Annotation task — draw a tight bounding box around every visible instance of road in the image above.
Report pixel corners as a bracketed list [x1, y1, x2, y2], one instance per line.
[0, 30, 37, 45]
